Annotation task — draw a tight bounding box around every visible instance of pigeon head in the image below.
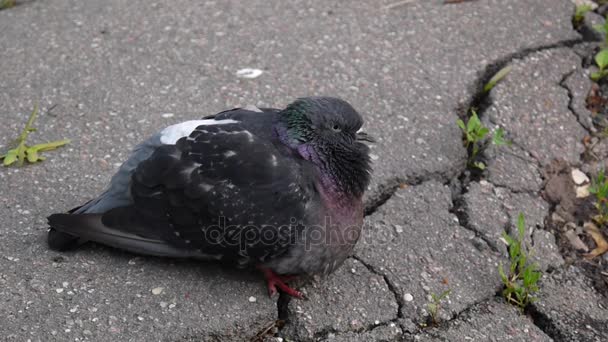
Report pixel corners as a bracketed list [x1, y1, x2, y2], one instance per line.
[278, 97, 373, 198]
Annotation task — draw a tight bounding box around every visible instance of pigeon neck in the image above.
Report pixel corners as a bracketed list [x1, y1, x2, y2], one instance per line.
[273, 120, 369, 203]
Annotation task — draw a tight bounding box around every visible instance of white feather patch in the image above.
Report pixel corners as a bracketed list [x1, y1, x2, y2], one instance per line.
[160, 119, 238, 144]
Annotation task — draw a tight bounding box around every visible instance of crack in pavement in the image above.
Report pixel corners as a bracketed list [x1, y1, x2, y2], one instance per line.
[462, 38, 584, 116]
[559, 69, 593, 138]
[351, 255, 404, 321]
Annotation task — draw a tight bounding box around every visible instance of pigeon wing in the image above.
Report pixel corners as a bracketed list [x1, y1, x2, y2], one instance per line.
[116, 118, 313, 265]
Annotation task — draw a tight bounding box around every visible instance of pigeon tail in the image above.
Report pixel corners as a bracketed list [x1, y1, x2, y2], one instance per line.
[47, 228, 84, 251]
[47, 213, 200, 258]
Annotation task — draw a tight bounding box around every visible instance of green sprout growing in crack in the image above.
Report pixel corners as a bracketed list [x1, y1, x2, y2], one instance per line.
[0, 0, 15, 10]
[594, 14, 608, 48]
[1, 105, 70, 167]
[499, 213, 541, 310]
[591, 49, 608, 82]
[591, 15, 608, 82]
[589, 169, 608, 225]
[573, 4, 593, 28]
[483, 65, 511, 93]
[456, 110, 509, 170]
[425, 289, 451, 326]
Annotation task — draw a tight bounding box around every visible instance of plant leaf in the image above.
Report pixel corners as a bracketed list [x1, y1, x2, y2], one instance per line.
[2, 149, 18, 166]
[484, 65, 512, 93]
[26, 148, 40, 163]
[473, 161, 486, 170]
[467, 112, 481, 133]
[498, 264, 508, 284]
[28, 139, 70, 152]
[517, 213, 525, 241]
[457, 119, 466, 132]
[595, 49, 608, 70]
[492, 128, 509, 146]
[476, 127, 490, 140]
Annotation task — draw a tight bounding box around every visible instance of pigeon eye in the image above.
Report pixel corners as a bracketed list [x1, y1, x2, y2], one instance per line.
[332, 124, 341, 132]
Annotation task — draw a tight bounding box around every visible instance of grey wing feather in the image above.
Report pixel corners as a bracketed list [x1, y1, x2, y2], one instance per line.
[75, 133, 163, 214]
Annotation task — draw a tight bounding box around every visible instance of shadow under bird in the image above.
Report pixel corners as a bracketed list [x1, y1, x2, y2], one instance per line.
[47, 96, 374, 298]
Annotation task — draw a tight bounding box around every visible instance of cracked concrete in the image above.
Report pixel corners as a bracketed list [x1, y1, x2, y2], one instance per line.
[1, 0, 607, 341]
[355, 181, 502, 331]
[280, 258, 398, 341]
[415, 298, 552, 341]
[530, 266, 608, 341]
[484, 48, 588, 166]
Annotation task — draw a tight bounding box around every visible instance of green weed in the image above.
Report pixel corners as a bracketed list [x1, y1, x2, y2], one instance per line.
[0, 0, 15, 10]
[591, 15, 608, 82]
[483, 65, 512, 93]
[426, 289, 451, 326]
[456, 110, 509, 170]
[589, 169, 608, 224]
[594, 14, 608, 47]
[573, 4, 593, 28]
[499, 213, 541, 310]
[591, 49, 608, 82]
[1, 105, 70, 167]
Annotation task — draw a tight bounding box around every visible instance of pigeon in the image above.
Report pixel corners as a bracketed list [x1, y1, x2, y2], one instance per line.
[47, 96, 373, 298]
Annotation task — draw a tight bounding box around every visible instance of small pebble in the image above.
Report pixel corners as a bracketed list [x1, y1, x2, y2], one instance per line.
[248, 296, 257, 303]
[161, 113, 174, 118]
[55, 288, 64, 293]
[151, 287, 164, 295]
[404, 293, 414, 302]
[576, 185, 590, 198]
[236, 68, 263, 79]
[571, 169, 589, 185]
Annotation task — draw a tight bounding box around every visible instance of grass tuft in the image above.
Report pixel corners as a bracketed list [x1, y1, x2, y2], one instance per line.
[499, 213, 541, 310]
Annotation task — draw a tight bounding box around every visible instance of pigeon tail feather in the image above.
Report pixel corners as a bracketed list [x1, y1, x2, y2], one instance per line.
[47, 213, 199, 258]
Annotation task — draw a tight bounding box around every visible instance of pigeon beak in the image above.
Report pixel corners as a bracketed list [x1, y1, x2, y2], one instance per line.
[356, 132, 375, 143]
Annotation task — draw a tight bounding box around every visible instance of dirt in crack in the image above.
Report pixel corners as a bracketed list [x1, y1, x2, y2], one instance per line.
[542, 159, 608, 297]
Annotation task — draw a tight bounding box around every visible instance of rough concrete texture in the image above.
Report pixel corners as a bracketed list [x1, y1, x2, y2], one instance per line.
[415, 299, 552, 342]
[485, 144, 544, 193]
[563, 64, 597, 133]
[531, 266, 608, 341]
[461, 180, 562, 272]
[355, 181, 502, 329]
[0, 0, 604, 340]
[282, 259, 398, 340]
[319, 324, 402, 342]
[0, 241, 277, 341]
[580, 11, 606, 43]
[485, 48, 587, 166]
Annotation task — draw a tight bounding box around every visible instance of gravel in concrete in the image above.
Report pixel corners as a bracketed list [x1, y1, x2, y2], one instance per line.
[485, 144, 544, 193]
[485, 48, 587, 166]
[531, 266, 608, 342]
[462, 180, 561, 272]
[281, 258, 398, 341]
[415, 299, 552, 342]
[319, 324, 402, 342]
[356, 181, 502, 329]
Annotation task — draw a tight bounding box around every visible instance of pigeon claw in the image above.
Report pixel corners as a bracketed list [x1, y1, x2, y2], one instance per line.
[257, 266, 303, 299]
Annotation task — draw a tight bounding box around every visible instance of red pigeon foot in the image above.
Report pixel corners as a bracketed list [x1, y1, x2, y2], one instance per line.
[257, 265, 303, 299]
